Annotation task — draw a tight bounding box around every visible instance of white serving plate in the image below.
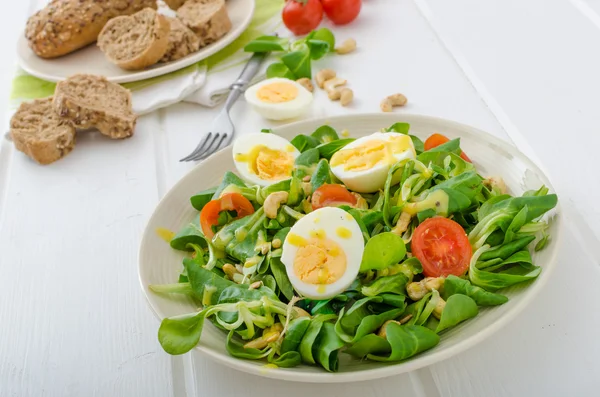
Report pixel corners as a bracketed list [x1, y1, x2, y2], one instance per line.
[16, 0, 255, 84]
[138, 113, 562, 383]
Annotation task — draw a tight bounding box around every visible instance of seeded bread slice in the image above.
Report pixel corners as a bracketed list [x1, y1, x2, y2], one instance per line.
[25, 0, 157, 59]
[160, 17, 201, 62]
[98, 8, 170, 70]
[53, 74, 137, 139]
[163, 0, 187, 10]
[177, 0, 232, 46]
[10, 98, 76, 165]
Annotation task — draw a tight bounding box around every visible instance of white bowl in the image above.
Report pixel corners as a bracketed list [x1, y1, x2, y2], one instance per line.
[138, 113, 561, 383]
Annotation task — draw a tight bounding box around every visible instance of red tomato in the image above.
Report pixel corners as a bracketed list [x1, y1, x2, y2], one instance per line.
[411, 217, 472, 278]
[282, 0, 323, 35]
[321, 0, 362, 25]
[424, 133, 472, 163]
[200, 193, 255, 238]
[311, 184, 358, 210]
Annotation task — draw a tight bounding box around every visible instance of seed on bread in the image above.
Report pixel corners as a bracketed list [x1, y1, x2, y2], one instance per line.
[98, 8, 170, 70]
[10, 97, 76, 165]
[177, 0, 232, 46]
[53, 74, 137, 139]
[25, 0, 157, 59]
[160, 17, 201, 63]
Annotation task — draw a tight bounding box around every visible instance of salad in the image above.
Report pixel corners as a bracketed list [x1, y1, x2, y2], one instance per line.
[150, 123, 557, 372]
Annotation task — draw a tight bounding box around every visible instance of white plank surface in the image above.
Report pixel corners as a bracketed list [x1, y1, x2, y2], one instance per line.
[1, 0, 600, 395]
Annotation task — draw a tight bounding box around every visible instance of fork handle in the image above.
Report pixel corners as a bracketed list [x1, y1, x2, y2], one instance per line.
[230, 52, 268, 90]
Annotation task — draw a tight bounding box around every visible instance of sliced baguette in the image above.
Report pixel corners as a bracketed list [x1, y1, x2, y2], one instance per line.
[10, 98, 76, 165]
[98, 8, 169, 70]
[177, 0, 232, 46]
[160, 17, 201, 62]
[53, 74, 137, 139]
[163, 0, 187, 10]
[25, 0, 157, 59]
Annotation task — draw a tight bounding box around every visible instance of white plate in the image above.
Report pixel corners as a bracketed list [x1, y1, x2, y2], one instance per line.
[16, 0, 255, 84]
[138, 113, 562, 383]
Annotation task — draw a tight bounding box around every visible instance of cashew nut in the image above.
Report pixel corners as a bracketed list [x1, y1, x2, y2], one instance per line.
[399, 314, 413, 324]
[432, 297, 446, 320]
[381, 93, 408, 112]
[296, 77, 314, 92]
[302, 175, 311, 182]
[223, 263, 244, 284]
[378, 320, 401, 338]
[293, 306, 311, 318]
[335, 38, 357, 55]
[301, 182, 312, 196]
[407, 277, 445, 301]
[324, 77, 347, 94]
[248, 281, 263, 290]
[340, 88, 354, 106]
[316, 69, 336, 89]
[393, 211, 412, 235]
[264, 191, 289, 219]
[484, 176, 508, 195]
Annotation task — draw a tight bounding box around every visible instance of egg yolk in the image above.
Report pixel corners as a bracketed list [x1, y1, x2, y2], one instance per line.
[235, 145, 294, 180]
[330, 135, 414, 172]
[257, 82, 299, 103]
[290, 235, 347, 285]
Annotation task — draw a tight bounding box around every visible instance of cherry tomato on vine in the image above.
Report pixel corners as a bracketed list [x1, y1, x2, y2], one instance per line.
[321, 0, 362, 25]
[282, 0, 324, 35]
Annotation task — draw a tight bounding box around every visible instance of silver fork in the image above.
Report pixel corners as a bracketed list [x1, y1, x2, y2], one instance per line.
[180, 51, 268, 162]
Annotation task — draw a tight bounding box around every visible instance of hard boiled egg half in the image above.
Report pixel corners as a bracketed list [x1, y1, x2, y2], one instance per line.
[244, 78, 313, 120]
[233, 133, 300, 186]
[329, 132, 416, 193]
[281, 207, 365, 300]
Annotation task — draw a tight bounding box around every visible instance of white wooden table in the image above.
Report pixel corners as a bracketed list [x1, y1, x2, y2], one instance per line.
[1, 0, 599, 396]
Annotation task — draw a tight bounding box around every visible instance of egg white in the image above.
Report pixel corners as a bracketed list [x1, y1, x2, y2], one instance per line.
[244, 78, 313, 121]
[281, 207, 364, 300]
[330, 132, 416, 193]
[232, 133, 300, 187]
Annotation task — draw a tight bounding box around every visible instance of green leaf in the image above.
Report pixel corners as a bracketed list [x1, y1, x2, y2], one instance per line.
[213, 172, 247, 199]
[310, 159, 332, 190]
[504, 206, 529, 243]
[290, 134, 320, 152]
[299, 314, 337, 364]
[442, 275, 508, 306]
[184, 258, 235, 303]
[170, 219, 207, 251]
[280, 317, 311, 354]
[310, 27, 335, 52]
[158, 310, 207, 355]
[317, 138, 354, 159]
[367, 323, 440, 362]
[294, 147, 321, 178]
[345, 334, 391, 358]
[244, 35, 289, 52]
[190, 187, 218, 211]
[361, 273, 409, 297]
[469, 247, 541, 291]
[360, 232, 407, 272]
[270, 257, 294, 301]
[266, 62, 295, 79]
[385, 122, 411, 134]
[435, 294, 478, 333]
[314, 322, 345, 372]
[270, 351, 302, 368]
[281, 47, 312, 79]
[225, 330, 269, 359]
[478, 235, 536, 261]
[311, 125, 340, 143]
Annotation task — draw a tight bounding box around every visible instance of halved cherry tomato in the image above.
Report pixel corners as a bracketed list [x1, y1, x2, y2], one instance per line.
[311, 184, 357, 210]
[282, 0, 323, 36]
[424, 133, 472, 163]
[200, 193, 255, 238]
[411, 217, 472, 278]
[321, 0, 362, 25]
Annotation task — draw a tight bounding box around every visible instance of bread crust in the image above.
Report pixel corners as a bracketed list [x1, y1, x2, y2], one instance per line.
[177, 0, 232, 46]
[163, 0, 187, 10]
[10, 98, 76, 165]
[53, 74, 137, 139]
[25, 0, 158, 59]
[98, 8, 170, 70]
